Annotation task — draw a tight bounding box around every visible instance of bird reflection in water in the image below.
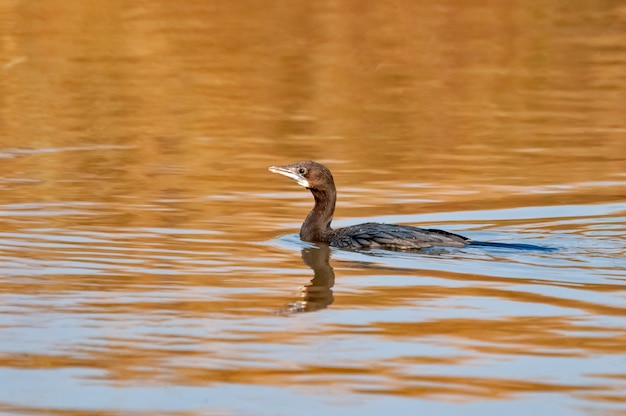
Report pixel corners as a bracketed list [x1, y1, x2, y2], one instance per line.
[278, 244, 335, 314]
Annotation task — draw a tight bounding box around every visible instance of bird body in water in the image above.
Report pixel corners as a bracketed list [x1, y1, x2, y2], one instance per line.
[269, 160, 554, 251]
[269, 160, 471, 250]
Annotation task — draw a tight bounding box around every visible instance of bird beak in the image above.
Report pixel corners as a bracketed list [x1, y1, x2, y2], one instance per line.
[268, 165, 310, 188]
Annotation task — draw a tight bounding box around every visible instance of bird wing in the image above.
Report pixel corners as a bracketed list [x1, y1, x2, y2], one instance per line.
[330, 223, 468, 250]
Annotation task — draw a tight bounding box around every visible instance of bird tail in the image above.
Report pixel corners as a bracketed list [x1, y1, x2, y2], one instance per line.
[469, 241, 557, 252]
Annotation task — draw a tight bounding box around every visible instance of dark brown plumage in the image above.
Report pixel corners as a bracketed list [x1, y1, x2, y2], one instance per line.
[269, 161, 470, 250]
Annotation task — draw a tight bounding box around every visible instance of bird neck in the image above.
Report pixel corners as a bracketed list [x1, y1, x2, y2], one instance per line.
[300, 186, 336, 243]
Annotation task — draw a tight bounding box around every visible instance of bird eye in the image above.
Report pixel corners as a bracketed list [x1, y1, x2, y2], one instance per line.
[298, 167, 307, 175]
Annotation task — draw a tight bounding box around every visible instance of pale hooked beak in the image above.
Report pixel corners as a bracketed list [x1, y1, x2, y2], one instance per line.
[268, 165, 310, 188]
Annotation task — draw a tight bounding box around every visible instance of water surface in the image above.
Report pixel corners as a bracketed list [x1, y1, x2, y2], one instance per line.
[1, 1, 625, 415]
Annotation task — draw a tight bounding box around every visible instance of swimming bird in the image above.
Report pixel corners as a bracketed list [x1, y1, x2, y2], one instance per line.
[269, 161, 555, 252]
[269, 160, 476, 250]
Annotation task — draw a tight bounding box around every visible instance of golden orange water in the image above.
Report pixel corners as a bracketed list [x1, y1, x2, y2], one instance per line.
[0, 1, 625, 415]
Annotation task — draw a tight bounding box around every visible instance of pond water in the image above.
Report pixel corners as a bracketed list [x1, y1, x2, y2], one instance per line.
[1, 1, 625, 415]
